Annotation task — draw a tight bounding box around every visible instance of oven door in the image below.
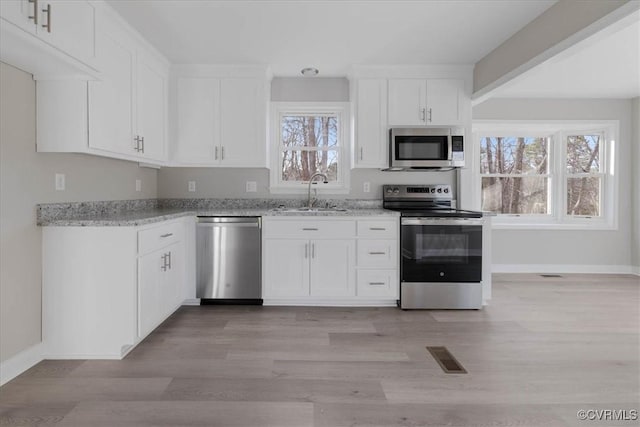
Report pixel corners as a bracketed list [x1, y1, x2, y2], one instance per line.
[401, 218, 482, 283]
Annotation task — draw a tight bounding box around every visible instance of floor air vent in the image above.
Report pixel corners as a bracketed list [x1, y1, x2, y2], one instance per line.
[540, 274, 563, 278]
[426, 346, 467, 374]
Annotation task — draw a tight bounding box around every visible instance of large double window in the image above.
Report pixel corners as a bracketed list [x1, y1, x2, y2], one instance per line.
[474, 121, 617, 229]
[270, 103, 349, 193]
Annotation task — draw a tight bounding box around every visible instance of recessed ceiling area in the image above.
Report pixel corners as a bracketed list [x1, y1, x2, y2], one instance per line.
[107, 0, 556, 76]
[489, 14, 640, 99]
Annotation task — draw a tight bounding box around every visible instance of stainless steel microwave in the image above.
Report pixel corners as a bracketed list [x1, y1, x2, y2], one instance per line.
[389, 127, 465, 169]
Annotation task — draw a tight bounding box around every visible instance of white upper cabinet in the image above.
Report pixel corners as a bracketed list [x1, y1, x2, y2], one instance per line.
[37, 5, 169, 164]
[172, 69, 268, 167]
[88, 20, 135, 156]
[0, 0, 97, 77]
[219, 78, 266, 167]
[175, 78, 220, 163]
[37, 0, 96, 66]
[388, 78, 462, 126]
[136, 52, 167, 162]
[354, 78, 388, 168]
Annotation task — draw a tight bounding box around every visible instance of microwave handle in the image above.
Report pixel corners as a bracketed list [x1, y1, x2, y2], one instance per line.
[448, 135, 453, 161]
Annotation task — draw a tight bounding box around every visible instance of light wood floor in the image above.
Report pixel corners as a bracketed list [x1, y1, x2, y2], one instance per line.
[1, 274, 638, 426]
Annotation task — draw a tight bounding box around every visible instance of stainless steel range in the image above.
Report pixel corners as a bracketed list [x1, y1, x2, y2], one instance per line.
[383, 185, 483, 309]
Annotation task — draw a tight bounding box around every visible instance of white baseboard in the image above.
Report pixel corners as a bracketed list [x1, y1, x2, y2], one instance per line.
[632, 266, 640, 276]
[492, 264, 637, 275]
[0, 342, 44, 386]
[182, 298, 200, 306]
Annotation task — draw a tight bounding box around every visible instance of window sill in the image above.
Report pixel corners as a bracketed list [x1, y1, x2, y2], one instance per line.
[490, 221, 617, 231]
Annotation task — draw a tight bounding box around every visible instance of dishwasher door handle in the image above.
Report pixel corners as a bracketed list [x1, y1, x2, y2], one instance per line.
[197, 222, 260, 228]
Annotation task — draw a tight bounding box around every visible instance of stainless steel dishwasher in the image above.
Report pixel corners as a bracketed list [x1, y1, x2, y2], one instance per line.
[196, 217, 262, 304]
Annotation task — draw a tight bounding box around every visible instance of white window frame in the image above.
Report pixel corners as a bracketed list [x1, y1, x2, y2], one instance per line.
[473, 120, 618, 230]
[269, 102, 351, 194]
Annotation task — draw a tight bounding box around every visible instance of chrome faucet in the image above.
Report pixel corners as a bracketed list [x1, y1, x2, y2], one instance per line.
[307, 172, 329, 209]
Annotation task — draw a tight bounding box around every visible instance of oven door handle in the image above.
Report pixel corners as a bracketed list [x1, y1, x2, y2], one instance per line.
[401, 218, 484, 226]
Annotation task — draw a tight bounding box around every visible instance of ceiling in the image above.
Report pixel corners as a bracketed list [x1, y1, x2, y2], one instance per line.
[107, 0, 556, 76]
[491, 15, 640, 99]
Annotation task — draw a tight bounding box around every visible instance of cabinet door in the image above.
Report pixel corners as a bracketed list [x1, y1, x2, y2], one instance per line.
[355, 79, 387, 168]
[37, 0, 96, 66]
[426, 79, 462, 125]
[175, 77, 220, 164]
[263, 239, 309, 298]
[219, 78, 266, 167]
[138, 249, 164, 338]
[310, 239, 355, 298]
[0, 0, 37, 34]
[88, 18, 134, 156]
[387, 79, 425, 126]
[136, 52, 166, 162]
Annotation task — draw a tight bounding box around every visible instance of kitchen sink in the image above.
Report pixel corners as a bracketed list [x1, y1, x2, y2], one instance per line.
[271, 207, 349, 213]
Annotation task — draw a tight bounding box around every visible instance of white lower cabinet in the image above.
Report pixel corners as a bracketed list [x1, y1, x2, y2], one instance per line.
[42, 219, 187, 359]
[262, 217, 397, 305]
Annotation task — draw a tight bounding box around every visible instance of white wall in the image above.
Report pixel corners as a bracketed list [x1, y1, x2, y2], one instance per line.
[473, 98, 634, 271]
[632, 97, 640, 272]
[0, 63, 158, 363]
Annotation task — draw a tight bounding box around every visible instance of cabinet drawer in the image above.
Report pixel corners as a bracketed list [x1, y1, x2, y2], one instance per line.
[138, 221, 183, 255]
[357, 270, 398, 298]
[357, 220, 397, 238]
[263, 220, 355, 239]
[357, 240, 397, 268]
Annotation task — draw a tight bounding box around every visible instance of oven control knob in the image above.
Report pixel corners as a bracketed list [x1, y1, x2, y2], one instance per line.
[440, 272, 445, 277]
[437, 188, 442, 193]
[386, 188, 393, 194]
[444, 188, 449, 193]
[430, 188, 436, 193]
[393, 188, 400, 194]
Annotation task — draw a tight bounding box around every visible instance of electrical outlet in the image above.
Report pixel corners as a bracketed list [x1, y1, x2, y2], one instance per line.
[55, 173, 65, 191]
[135, 179, 142, 192]
[246, 181, 257, 192]
[188, 181, 196, 192]
[363, 181, 370, 193]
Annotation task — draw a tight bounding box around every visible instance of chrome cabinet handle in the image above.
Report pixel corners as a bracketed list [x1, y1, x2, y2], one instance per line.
[134, 136, 141, 152]
[28, 0, 38, 24]
[140, 136, 144, 153]
[369, 227, 386, 231]
[369, 282, 386, 286]
[428, 108, 432, 122]
[368, 251, 386, 255]
[160, 233, 173, 238]
[161, 253, 167, 272]
[311, 243, 315, 259]
[359, 147, 363, 160]
[221, 146, 225, 160]
[304, 243, 308, 259]
[41, 3, 51, 32]
[302, 228, 318, 231]
[167, 251, 172, 270]
[420, 107, 426, 122]
[214, 146, 218, 160]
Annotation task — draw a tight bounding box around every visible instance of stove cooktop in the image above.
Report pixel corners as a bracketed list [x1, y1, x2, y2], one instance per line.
[387, 208, 483, 219]
[382, 184, 483, 219]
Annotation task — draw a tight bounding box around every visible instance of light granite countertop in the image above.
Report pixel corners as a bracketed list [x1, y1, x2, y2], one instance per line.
[38, 206, 399, 227]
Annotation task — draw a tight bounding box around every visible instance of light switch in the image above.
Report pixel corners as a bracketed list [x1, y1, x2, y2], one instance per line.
[363, 182, 370, 193]
[188, 181, 196, 192]
[135, 179, 142, 192]
[55, 173, 65, 191]
[246, 181, 257, 192]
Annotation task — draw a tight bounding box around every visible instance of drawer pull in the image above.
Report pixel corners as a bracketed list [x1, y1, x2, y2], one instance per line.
[369, 282, 386, 286]
[302, 228, 318, 231]
[368, 251, 386, 255]
[369, 227, 386, 230]
[160, 233, 173, 238]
